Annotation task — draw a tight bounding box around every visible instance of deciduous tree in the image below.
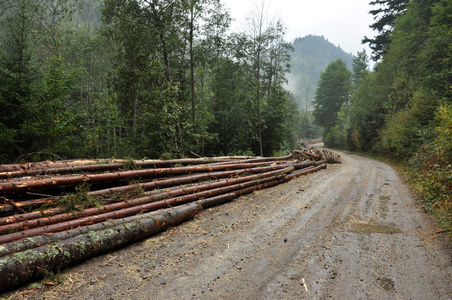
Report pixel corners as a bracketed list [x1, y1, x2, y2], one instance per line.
[313, 60, 351, 134]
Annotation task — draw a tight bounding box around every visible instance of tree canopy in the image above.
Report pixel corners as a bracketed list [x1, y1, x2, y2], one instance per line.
[313, 59, 351, 138]
[362, 0, 409, 61]
[0, 0, 299, 163]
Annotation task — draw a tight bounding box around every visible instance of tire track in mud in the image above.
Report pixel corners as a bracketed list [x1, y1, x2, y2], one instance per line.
[207, 153, 451, 299]
[215, 153, 372, 299]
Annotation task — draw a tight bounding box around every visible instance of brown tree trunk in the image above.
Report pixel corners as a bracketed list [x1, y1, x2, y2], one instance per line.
[0, 162, 276, 195]
[0, 202, 202, 293]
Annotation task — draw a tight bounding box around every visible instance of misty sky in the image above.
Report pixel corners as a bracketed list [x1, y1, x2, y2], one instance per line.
[221, 0, 376, 56]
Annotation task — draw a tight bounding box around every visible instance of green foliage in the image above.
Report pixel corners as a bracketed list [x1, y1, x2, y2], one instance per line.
[262, 86, 299, 156]
[362, 0, 409, 61]
[59, 183, 103, 212]
[408, 104, 452, 228]
[226, 149, 255, 157]
[435, 104, 452, 156]
[381, 88, 438, 159]
[0, 0, 46, 161]
[324, 104, 352, 149]
[0, 123, 17, 163]
[299, 111, 322, 140]
[350, 0, 451, 228]
[419, 0, 452, 100]
[352, 50, 370, 90]
[111, 181, 145, 202]
[313, 59, 352, 145]
[38, 267, 64, 286]
[0, 0, 303, 163]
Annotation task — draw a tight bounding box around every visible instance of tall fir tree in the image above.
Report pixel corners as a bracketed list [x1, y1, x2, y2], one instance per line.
[362, 0, 409, 61]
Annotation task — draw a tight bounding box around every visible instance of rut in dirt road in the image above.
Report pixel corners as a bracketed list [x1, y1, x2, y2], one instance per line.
[203, 153, 452, 299]
[7, 151, 452, 300]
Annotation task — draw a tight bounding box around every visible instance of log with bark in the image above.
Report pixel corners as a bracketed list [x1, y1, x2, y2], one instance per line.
[0, 162, 277, 195]
[0, 151, 332, 291]
[0, 169, 292, 244]
[87, 164, 294, 197]
[0, 155, 273, 179]
[0, 167, 293, 236]
[0, 157, 240, 179]
[0, 176, 291, 292]
[0, 202, 202, 292]
[0, 164, 291, 215]
[322, 149, 342, 163]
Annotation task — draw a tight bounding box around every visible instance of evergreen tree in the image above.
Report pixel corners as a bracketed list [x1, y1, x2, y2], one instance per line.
[352, 50, 370, 90]
[362, 0, 409, 61]
[313, 59, 352, 136]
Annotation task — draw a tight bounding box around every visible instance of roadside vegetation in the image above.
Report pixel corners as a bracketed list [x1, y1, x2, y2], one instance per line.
[312, 0, 451, 230]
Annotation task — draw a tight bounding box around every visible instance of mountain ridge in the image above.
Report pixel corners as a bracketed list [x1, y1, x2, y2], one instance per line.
[287, 35, 355, 110]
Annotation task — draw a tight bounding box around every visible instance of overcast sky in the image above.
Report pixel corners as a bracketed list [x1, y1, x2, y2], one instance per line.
[221, 0, 376, 56]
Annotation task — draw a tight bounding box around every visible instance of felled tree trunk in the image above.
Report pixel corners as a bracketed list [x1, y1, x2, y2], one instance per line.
[0, 167, 293, 236]
[0, 162, 273, 195]
[0, 202, 202, 292]
[0, 172, 292, 258]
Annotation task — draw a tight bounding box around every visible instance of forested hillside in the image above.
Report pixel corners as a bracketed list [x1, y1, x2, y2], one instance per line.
[0, 0, 299, 162]
[313, 0, 451, 227]
[287, 35, 355, 140]
[288, 35, 354, 109]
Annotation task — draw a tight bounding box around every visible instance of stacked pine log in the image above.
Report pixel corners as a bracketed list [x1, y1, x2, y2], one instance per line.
[293, 146, 322, 161]
[0, 154, 327, 291]
[293, 146, 341, 164]
[322, 149, 342, 164]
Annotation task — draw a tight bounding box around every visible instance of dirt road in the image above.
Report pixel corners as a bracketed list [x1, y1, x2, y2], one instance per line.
[6, 151, 452, 299]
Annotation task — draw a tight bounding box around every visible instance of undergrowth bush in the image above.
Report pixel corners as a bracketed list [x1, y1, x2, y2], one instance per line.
[407, 104, 452, 230]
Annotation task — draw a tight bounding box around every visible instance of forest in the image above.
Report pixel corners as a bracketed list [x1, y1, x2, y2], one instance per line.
[0, 1, 450, 224]
[313, 0, 451, 227]
[0, 0, 299, 162]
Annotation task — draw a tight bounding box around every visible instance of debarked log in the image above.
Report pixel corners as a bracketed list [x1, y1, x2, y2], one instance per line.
[88, 164, 291, 197]
[0, 157, 240, 179]
[0, 163, 300, 214]
[196, 176, 291, 209]
[286, 162, 327, 179]
[0, 202, 202, 292]
[0, 157, 245, 177]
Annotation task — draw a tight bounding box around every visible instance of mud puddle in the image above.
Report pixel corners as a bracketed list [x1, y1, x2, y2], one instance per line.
[348, 223, 402, 234]
[378, 277, 395, 291]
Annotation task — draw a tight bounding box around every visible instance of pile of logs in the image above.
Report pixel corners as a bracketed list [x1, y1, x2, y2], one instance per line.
[293, 146, 341, 164]
[0, 153, 328, 291]
[322, 149, 342, 164]
[293, 146, 322, 161]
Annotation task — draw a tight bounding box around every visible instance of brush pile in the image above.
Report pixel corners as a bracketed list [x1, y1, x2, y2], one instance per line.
[0, 153, 328, 291]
